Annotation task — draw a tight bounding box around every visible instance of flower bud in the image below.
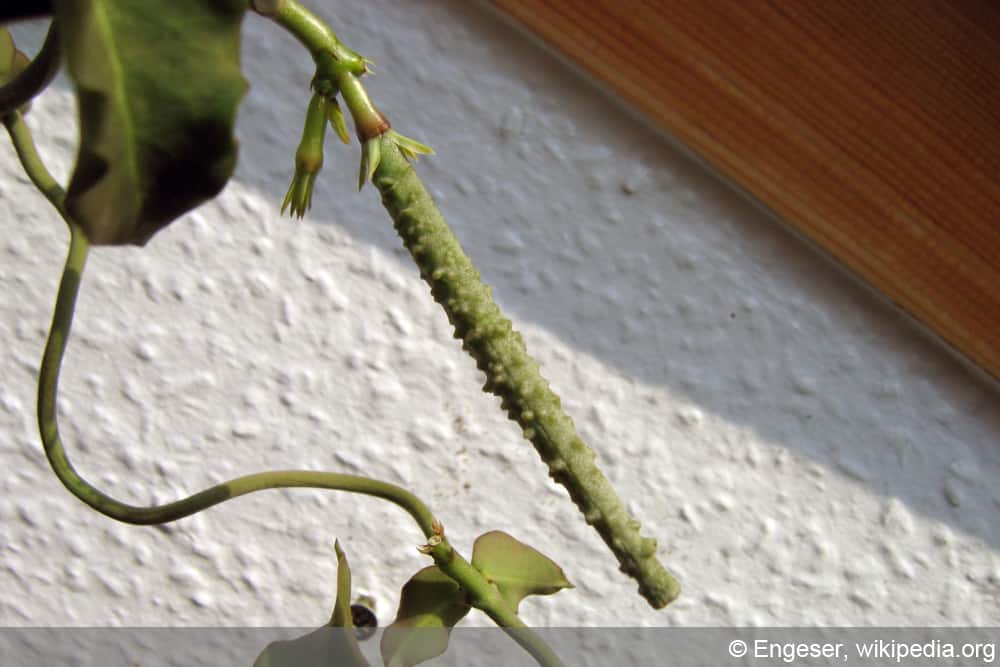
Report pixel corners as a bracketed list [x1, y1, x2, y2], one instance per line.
[281, 93, 329, 218]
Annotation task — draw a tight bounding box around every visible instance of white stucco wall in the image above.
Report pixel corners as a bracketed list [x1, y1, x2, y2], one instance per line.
[2, 0, 998, 638]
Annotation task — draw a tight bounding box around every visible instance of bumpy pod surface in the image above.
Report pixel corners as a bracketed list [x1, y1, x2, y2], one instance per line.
[372, 137, 679, 608]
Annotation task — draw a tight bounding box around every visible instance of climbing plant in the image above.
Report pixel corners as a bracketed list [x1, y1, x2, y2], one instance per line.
[1, 2, 679, 665]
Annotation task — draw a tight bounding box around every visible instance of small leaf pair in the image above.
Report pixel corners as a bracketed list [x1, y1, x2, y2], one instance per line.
[381, 531, 572, 667]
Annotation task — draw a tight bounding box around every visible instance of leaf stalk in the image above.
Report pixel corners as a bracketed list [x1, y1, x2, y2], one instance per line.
[2, 110, 65, 213]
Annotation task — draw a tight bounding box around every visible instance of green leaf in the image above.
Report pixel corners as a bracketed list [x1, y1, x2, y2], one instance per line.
[380, 566, 470, 667]
[253, 628, 371, 667]
[1, 30, 31, 109]
[0, 29, 15, 77]
[54, 0, 248, 246]
[471, 531, 573, 613]
[328, 540, 354, 628]
[253, 540, 371, 667]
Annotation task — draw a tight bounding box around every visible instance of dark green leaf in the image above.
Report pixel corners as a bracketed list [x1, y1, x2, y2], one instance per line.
[471, 531, 572, 613]
[54, 0, 248, 245]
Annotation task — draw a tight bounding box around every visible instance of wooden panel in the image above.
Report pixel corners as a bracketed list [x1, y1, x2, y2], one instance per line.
[491, 0, 1000, 379]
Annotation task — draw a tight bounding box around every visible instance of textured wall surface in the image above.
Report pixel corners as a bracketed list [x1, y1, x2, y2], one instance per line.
[2, 0, 998, 637]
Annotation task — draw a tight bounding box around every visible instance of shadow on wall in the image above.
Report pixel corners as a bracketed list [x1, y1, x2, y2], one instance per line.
[9, 0, 999, 560]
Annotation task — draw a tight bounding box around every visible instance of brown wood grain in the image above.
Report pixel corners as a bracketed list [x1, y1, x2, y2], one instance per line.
[491, 0, 1000, 380]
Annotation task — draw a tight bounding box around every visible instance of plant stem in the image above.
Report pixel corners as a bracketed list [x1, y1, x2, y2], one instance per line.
[35, 224, 438, 531]
[0, 20, 61, 114]
[335, 69, 388, 141]
[2, 109, 65, 214]
[256, 0, 365, 75]
[373, 137, 680, 609]
[252, 0, 384, 139]
[425, 537, 564, 667]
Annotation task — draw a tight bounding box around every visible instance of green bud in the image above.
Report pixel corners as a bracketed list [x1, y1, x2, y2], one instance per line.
[281, 92, 329, 218]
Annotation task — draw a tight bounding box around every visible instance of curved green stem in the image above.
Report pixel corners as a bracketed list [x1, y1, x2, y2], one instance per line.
[0, 20, 60, 115]
[255, 0, 385, 140]
[2, 110, 65, 214]
[37, 224, 437, 534]
[253, 0, 365, 75]
[36, 223, 558, 664]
